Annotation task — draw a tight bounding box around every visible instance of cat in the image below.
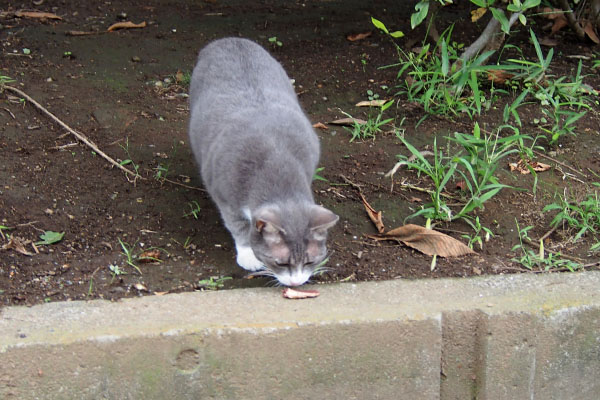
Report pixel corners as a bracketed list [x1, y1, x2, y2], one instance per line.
[188, 37, 338, 287]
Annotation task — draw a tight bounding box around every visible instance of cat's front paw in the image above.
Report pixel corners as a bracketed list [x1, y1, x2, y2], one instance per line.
[236, 245, 265, 271]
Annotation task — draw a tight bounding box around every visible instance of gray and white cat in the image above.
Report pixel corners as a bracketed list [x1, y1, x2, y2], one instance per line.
[188, 37, 338, 287]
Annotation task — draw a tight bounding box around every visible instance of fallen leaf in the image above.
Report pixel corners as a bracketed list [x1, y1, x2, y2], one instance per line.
[550, 16, 568, 35]
[509, 159, 551, 174]
[471, 7, 487, 23]
[282, 287, 320, 299]
[154, 291, 168, 296]
[409, 196, 422, 203]
[14, 11, 62, 20]
[583, 21, 600, 44]
[355, 99, 387, 107]
[107, 21, 147, 32]
[541, 7, 564, 20]
[312, 122, 328, 130]
[175, 70, 185, 83]
[138, 249, 161, 263]
[369, 224, 475, 257]
[487, 69, 515, 85]
[133, 282, 148, 291]
[346, 31, 372, 42]
[329, 117, 367, 126]
[360, 193, 385, 233]
[2, 237, 34, 256]
[456, 180, 467, 191]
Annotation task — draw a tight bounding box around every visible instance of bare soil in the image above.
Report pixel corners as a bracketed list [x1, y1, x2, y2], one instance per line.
[1, 0, 599, 306]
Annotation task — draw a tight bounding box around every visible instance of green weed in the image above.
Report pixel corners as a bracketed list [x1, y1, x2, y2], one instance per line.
[198, 276, 232, 290]
[36, 231, 64, 245]
[313, 167, 328, 182]
[511, 219, 580, 271]
[462, 216, 493, 250]
[268, 36, 283, 47]
[183, 201, 202, 219]
[118, 238, 142, 274]
[344, 100, 395, 142]
[543, 186, 600, 249]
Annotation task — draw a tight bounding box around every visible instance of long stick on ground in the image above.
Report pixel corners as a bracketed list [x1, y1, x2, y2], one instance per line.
[3, 85, 139, 178]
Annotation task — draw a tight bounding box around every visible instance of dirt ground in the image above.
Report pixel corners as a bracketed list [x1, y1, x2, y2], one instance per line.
[1, 0, 599, 306]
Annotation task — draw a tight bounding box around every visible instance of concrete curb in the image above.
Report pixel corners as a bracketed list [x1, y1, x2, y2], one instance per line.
[1, 272, 599, 399]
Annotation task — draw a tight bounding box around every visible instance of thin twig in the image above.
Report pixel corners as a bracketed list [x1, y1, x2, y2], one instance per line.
[533, 149, 587, 179]
[3, 85, 139, 178]
[340, 174, 364, 193]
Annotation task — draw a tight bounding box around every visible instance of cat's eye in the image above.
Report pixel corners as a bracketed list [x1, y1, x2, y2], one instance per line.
[275, 261, 290, 267]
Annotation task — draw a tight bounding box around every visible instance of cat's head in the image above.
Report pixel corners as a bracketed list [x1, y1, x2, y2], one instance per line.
[249, 203, 338, 286]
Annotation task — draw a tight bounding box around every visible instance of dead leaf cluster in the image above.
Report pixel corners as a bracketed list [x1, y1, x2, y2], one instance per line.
[359, 194, 474, 258]
[509, 159, 551, 175]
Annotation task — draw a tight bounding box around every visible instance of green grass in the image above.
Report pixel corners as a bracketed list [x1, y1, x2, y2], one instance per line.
[344, 100, 395, 142]
[198, 276, 232, 290]
[183, 201, 202, 219]
[543, 185, 600, 250]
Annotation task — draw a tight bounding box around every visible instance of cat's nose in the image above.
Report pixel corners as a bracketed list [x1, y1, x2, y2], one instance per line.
[288, 278, 303, 287]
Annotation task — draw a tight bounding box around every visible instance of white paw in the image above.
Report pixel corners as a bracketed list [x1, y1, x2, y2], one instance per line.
[236, 245, 264, 271]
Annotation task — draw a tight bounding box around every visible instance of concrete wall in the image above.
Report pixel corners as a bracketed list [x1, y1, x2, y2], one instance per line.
[1, 272, 599, 399]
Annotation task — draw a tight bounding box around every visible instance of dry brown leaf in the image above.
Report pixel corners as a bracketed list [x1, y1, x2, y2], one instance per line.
[346, 31, 372, 42]
[370, 224, 475, 257]
[138, 249, 161, 263]
[487, 69, 515, 85]
[107, 21, 147, 32]
[509, 160, 551, 174]
[282, 287, 320, 299]
[360, 193, 385, 233]
[355, 99, 387, 107]
[329, 117, 367, 126]
[133, 282, 148, 291]
[583, 21, 600, 44]
[551, 17, 568, 35]
[15, 11, 62, 20]
[471, 7, 487, 22]
[541, 7, 564, 20]
[2, 237, 34, 256]
[312, 122, 328, 130]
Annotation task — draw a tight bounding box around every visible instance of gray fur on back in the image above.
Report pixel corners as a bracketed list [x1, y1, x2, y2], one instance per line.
[189, 38, 319, 211]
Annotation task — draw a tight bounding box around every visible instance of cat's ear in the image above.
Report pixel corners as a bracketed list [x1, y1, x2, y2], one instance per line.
[253, 206, 286, 241]
[309, 205, 338, 239]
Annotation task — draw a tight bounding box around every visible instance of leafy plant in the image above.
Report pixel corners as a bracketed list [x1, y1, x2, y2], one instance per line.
[448, 122, 519, 220]
[397, 135, 457, 222]
[268, 36, 283, 47]
[511, 219, 580, 271]
[183, 201, 202, 219]
[0, 75, 15, 88]
[344, 100, 395, 142]
[119, 137, 141, 180]
[313, 167, 328, 182]
[462, 216, 493, 249]
[118, 238, 142, 274]
[543, 187, 600, 248]
[0, 224, 12, 240]
[198, 276, 232, 290]
[374, 19, 495, 125]
[36, 231, 65, 245]
[109, 264, 127, 283]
